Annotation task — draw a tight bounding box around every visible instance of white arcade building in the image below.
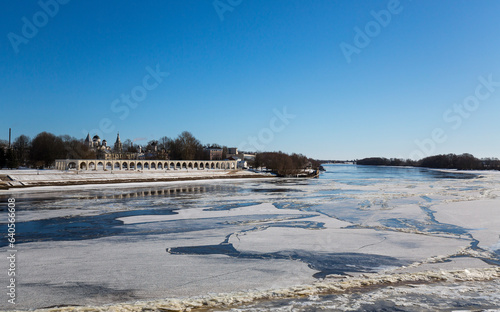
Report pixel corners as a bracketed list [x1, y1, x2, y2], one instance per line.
[55, 159, 238, 171]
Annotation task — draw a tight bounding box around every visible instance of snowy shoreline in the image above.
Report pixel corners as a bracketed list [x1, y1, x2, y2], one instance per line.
[0, 169, 274, 190]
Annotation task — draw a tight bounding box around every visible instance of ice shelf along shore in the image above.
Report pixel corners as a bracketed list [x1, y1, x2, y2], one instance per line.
[0, 164, 499, 311]
[0, 168, 272, 189]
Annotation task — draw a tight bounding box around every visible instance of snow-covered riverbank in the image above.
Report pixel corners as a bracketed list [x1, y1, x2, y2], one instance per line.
[0, 169, 272, 189]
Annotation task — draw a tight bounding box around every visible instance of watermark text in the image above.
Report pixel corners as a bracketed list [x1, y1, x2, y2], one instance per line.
[82, 63, 169, 139]
[8, 0, 70, 54]
[410, 74, 499, 159]
[340, 0, 405, 64]
[213, 0, 243, 22]
[6, 198, 16, 305]
[239, 106, 295, 151]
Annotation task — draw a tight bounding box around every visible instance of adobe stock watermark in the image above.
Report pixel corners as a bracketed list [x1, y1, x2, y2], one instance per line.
[6, 198, 17, 305]
[340, 0, 407, 64]
[238, 107, 295, 151]
[409, 74, 500, 160]
[213, 0, 243, 22]
[7, 0, 70, 54]
[82, 63, 169, 139]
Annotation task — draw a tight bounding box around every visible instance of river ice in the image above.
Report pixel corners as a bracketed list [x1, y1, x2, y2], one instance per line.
[0, 165, 499, 311]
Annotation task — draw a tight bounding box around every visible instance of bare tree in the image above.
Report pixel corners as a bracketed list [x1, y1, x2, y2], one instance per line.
[30, 132, 65, 168]
[176, 131, 202, 160]
[13, 134, 30, 167]
[61, 136, 94, 159]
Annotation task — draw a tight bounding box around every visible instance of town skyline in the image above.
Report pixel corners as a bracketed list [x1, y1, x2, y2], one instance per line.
[3, 128, 500, 166]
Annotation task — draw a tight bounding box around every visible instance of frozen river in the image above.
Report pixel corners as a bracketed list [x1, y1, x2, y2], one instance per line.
[1, 165, 500, 311]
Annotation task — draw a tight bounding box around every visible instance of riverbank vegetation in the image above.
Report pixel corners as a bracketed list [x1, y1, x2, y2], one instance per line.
[356, 154, 500, 170]
[251, 152, 320, 176]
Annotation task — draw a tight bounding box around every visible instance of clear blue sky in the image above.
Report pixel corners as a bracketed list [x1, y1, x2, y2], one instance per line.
[2, 0, 500, 160]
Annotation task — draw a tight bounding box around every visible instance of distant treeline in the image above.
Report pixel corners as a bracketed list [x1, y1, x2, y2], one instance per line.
[356, 154, 500, 170]
[252, 152, 320, 176]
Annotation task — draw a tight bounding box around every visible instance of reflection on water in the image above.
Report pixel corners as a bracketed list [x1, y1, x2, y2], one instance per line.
[0, 185, 250, 225]
[0, 185, 238, 206]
